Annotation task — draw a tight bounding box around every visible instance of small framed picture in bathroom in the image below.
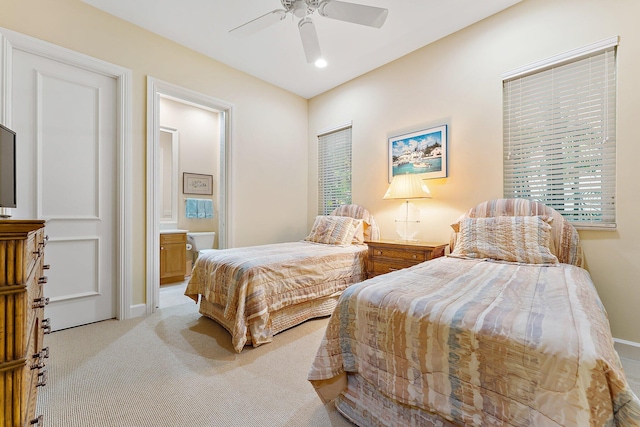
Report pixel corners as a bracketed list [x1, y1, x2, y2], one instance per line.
[183, 172, 213, 195]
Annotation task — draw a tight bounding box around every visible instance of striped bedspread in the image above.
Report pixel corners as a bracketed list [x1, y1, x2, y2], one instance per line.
[185, 241, 367, 352]
[308, 256, 640, 426]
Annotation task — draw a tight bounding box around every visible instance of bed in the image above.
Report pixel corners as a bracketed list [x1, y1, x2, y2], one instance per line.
[308, 199, 640, 426]
[184, 204, 380, 353]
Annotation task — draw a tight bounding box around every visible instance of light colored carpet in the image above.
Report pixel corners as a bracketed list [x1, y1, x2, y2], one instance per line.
[37, 286, 640, 427]
[620, 356, 640, 399]
[36, 292, 352, 427]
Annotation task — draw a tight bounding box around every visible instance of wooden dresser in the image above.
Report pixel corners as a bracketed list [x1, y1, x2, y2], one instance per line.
[0, 220, 49, 427]
[365, 239, 448, 278]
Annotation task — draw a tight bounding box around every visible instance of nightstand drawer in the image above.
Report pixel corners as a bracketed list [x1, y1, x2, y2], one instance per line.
[370, 247, 426, 262]
[370, 260, 415, 275]
[365, 240, 448, 279]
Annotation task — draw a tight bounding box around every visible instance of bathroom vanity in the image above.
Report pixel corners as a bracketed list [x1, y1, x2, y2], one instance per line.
[160, 230, 187, 284]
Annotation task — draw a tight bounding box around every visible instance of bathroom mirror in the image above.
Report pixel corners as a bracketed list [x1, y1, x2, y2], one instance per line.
[159, 127, 179, 226]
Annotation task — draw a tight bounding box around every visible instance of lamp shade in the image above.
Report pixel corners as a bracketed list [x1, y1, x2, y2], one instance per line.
[383, 173, 431, 200]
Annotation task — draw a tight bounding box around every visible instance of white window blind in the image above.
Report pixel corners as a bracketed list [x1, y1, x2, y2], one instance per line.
[318, 124, 352, 215]
[503, 38, 617, 228]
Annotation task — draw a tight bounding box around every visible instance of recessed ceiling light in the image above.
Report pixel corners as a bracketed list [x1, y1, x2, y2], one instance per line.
[315, 58, 327, 68]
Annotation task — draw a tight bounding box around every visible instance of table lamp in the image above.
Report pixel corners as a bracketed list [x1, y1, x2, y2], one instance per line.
[383, 173, 431, 241]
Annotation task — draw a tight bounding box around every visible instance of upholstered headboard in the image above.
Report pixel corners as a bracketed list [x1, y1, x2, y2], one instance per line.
[450, 199, 583, 267]
[330, 204, 381, 241]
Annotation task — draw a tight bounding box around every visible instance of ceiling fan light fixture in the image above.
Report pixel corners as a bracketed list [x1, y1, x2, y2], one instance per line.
[315, 58, 327, 68]
[292, 1, 308, 18]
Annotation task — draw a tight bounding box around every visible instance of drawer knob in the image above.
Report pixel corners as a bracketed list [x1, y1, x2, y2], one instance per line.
[31, 349, 48, 369]
[33, 347, 50, 360]
[38, 276, 48, 285]
[43, 264, 51, 270]
[33, 297, 50, 309]
[36, 369, 48, 387]
[376, 250, 382, 255]
[31, 361, 45, 370]
[412, 254, 417, 259]
[42, 318, 52, 334]
[30, 415, 44, 426]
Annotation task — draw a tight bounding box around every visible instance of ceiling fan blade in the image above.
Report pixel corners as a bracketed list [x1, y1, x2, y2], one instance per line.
[318, 1, 388, 28]
[298, 18, 322, 64]
[229, 9, 287, 37]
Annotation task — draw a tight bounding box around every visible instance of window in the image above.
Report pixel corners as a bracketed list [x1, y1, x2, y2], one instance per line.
[318, 123, 352, 215]
[503, 37, 618, 229]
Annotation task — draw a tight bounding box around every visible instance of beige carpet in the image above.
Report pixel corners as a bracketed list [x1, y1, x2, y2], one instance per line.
[36, 295, 352, 427]
[618, 350, 640, 401]
[37, 287, 640, 427]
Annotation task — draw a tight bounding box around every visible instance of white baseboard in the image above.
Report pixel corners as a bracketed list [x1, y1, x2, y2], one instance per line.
[129, 303, 147, 318]
[614, 338, 640, 360]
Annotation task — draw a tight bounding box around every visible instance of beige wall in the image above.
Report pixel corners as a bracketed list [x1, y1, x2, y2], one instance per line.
[308, 0, 640, 343]
[0, 0, 309, 306]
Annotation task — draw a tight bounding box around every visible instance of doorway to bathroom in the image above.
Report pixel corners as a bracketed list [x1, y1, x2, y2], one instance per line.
[146, 77, 232, 313]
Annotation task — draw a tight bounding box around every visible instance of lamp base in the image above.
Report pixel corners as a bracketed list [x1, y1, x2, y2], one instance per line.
[395, 220, 420, 241]
[396, 238, 419, 243]
[395, 201, 420, 241]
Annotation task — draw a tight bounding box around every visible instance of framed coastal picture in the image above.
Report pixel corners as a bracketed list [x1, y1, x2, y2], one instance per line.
[388, 124, 448, 182]
[183, 172, 213, 195]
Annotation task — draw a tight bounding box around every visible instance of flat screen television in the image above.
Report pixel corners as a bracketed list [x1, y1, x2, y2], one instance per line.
[0, 124, 17, 210]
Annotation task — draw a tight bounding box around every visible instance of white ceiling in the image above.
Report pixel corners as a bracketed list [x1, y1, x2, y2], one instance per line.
[82, 0, 522, 99]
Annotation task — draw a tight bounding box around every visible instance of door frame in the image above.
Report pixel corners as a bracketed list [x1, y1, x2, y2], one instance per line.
[146, 77, 232, 313]
[0, 26, 133, 320]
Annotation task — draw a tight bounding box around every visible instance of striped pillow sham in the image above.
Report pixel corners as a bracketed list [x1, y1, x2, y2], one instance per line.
[450, 216, 559, 265]
[304, 215, 362, 246]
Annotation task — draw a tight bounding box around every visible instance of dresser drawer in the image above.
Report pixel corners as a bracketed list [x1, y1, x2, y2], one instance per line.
[26, 268, 45, 339]
[25, 229, 46, 280]
[25, 317, 47, 426]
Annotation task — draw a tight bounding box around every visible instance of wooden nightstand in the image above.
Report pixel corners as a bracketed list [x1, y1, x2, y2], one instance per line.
[365, 239, 448, 278]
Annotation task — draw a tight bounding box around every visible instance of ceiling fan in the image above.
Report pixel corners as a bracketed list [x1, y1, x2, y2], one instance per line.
[229, 0, 389, 65]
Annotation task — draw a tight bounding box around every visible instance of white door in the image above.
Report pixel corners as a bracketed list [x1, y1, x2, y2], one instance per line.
[12, 49, 117, 330]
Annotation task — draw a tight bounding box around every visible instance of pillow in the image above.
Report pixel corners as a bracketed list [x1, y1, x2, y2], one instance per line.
[351, 219, 365, 244]
[449, 216, 559, 265]
[329, 204, 380, 241]
[304, 215, 360, 246]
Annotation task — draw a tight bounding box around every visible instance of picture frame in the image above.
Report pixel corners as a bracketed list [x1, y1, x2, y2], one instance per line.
[183, 172, 213, 195]
[388, 124, 448, 182]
